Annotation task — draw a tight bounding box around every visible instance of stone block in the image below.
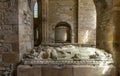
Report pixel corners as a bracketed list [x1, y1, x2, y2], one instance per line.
[2, 53, 18, 63]
[42, 66, 58, 76]
[33, 66, 42, 76]
[0, 34, 5, 41]
[0, 55, 2, 62]
[12, 43, 19, 53]
[73, 66, 116, 76]
[57, 66, 73, 76]
[17, 65, 33, 76]
[0, 43, 13, 54]
[30, 65, 73, 76]
[0, 47, 8, 53]
[17, 65, 42, 76]
[4, 34, 18, 43]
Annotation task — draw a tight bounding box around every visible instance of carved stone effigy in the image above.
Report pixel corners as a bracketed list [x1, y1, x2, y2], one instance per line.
[23, 45, 113, 65]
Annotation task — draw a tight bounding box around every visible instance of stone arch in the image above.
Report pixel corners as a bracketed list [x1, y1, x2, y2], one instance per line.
[55, 22, 71, 43]
[93, 0, 114, 53]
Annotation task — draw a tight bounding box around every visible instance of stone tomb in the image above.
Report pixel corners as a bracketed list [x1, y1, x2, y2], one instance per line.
[17, 45, 116, 76]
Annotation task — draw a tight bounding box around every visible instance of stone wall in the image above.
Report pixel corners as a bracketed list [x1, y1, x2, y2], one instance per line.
[19, 0, 34, 59]
[47, 0, 78, 43]
[41, 0, 97, 45]
[0, 0, 19, 75]
[0, 0, 34, 75]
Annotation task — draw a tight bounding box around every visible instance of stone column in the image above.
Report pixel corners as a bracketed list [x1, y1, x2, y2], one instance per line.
[78, 0, 96, 45]
[113, 0, 120, 75]
[41, 0, 49, 44]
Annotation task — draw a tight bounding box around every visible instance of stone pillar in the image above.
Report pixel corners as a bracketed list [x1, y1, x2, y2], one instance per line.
[18, 0, 34, 59]
[41, 0, 49, 44]
[78, 0, 96, 45]
[113, 0, 120, 75]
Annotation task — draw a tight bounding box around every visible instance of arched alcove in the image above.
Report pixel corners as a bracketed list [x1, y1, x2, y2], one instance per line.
[55, 22, 71, 43]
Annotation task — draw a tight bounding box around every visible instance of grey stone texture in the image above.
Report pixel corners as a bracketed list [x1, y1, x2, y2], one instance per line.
[0, 0, 34, 75]
[17, 65, 116, 76]
[78, 0, 96, 45]
[0, 0, 19, 64]
[18, 0, 34, 59]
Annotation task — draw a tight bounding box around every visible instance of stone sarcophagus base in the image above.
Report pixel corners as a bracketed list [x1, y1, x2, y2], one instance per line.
[17, 65, 116, 76]
[19, 45, 116, 76]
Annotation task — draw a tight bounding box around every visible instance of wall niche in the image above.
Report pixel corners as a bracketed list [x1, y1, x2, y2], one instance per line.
[55, 22, 71, 43]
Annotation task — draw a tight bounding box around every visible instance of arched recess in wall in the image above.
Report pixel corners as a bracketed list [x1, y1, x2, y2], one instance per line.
[55, 22, 71, 43]
[33, 0, 42, 46]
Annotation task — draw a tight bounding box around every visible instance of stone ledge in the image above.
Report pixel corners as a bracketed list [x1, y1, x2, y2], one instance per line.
[23, 59, 113, 66]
